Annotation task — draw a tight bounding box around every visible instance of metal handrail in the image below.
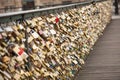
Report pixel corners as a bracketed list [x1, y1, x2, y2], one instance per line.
[0, 0, 107, 22]
[0, 0, 108, 78]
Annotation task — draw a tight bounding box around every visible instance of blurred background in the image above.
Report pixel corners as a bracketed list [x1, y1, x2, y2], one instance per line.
[0, 0, 85, 13]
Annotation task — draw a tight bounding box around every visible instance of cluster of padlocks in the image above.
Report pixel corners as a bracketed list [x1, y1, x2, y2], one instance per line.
[0, 1, 112, 80]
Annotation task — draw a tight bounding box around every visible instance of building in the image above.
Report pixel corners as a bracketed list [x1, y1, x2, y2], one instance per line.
[0, 0, 85, 13]
[0, 0, 22, 13]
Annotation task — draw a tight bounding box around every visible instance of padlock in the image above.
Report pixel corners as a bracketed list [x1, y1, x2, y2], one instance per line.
[0, 34, 3, 39]
[32, 44, 39, 52]
[30, 29, 40, 39]
[2, 56, 10, 64]
[46, 17, 51, 23]
[28, 35, 34, 43]
[50, 29, 56, 35]
[0, 62, 8, 70]
[0, 70, 11, 79]
[17, 24, 25, 30]
[13, 45, 28, 60]
[4, 26, 14, 32]
[25, 19, 31, 25]
[1, 32, 7, 37]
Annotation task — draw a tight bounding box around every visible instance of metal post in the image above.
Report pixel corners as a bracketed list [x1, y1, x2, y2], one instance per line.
[115, 0, 119, 15]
